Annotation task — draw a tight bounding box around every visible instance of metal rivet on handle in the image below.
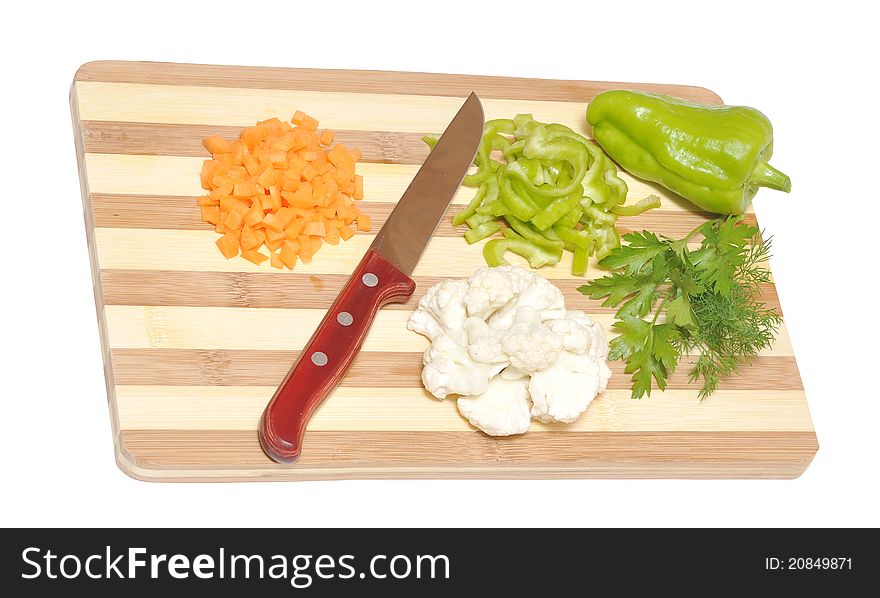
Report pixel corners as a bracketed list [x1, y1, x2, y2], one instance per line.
[311, 352, 328, 366]
[362, 273, 378, 287]
[337, 311, 353, 326]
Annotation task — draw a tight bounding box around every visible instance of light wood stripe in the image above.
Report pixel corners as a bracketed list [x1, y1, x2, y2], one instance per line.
[85, 153, 713, 213]
[76, 82, 591, 133]
[103, 304, 794, 356]
[115, 386, 812, 433]
[75, 61, 723, 104]
[118, 430, 817, 479]
[99, 270, 780, 312]
[92, 228, 741, 280]
[91, 193, 753, 238]
[110, 349, 803, 391]
[82, 121, 432, 162]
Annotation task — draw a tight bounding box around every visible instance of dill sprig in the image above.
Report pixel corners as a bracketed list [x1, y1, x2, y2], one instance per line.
[578, 216, 782, 399]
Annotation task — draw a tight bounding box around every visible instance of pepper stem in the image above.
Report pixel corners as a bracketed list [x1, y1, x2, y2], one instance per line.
[750, 160, 792, 192]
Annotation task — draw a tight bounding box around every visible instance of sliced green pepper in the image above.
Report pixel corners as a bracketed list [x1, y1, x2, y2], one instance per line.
[483, 238, 563, 268]
[532, 191, 582, 231]
[572, 245, 589, 276]
[610, 194, 662, 217]
[505, 214, 564, 249]
[464, 221, 503, 244]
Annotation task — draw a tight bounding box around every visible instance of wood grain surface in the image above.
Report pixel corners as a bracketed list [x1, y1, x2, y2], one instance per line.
[71, 61, 817, 481]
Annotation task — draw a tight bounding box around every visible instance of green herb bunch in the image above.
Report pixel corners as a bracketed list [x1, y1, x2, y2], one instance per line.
[578, 216, 782, 399]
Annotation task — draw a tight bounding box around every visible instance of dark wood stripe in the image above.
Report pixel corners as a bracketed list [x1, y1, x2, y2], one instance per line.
[83, 121, 432, 162]
[110, 349, 801, 391]
[119, 430, 817, 479]
[91, 192, 757, 238]
[100, 269, 781, 312]
[75, 61, 723, 104]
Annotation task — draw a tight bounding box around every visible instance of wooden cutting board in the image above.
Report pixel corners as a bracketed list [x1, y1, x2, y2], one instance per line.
[71, 61, 817, 481]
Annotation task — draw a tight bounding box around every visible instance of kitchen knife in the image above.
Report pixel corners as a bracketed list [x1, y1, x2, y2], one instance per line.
[259, 93, 485, 463]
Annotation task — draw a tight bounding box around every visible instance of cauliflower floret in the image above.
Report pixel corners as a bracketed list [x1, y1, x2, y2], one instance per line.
[408, 266, 612, 434]
[545, 311, 593, 355]
[406, 308, 444, 341]
[487, 271, 565, 330]
[529, 351, 612, 423]
[421, 335, 496, 399]
[463, 267, 528, 319]
[407, 278, 470, 345]
[587, 321, 609, 359]
[497, 305, 562, 373]
[457, 376, 532, 436]
[464, 317, 508, 365]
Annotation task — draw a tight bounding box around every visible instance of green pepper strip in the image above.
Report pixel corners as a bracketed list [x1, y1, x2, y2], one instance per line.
[554, 204, 584, 229]
[532, 191, 582, 231]
[505, 214, 564, 249]
[475, 199, 508, 217]
[483, 238, 563, 268]
[463, 119, 514, 186]
[465, 213, 493, 229]
[503, 229, 523, 241]
[572, 245, 589, 276]
[610, 194, 662, 217]
[464, 221, 503, 244]
[452, 176, 499, 226]
[582, 204, 618, 226]
[553, 225, 590, 250]
[499, 172, 540, 221]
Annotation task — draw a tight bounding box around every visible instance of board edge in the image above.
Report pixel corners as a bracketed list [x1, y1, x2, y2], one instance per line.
[72, 60, 724, 105]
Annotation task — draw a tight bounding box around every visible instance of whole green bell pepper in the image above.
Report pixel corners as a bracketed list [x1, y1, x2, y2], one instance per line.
[586, 90, 791, 215]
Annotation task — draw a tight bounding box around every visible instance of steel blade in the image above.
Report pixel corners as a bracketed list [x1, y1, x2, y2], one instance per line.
[369, 92, 484, 275]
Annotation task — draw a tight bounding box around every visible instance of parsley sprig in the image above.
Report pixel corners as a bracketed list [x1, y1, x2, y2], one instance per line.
[578, 216, 782, 399]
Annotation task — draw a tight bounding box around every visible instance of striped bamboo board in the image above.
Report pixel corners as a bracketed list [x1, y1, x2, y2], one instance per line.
[71, 61, 817, 481]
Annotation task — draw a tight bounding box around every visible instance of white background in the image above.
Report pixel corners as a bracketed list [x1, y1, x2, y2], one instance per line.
[2, 0, 878, 527]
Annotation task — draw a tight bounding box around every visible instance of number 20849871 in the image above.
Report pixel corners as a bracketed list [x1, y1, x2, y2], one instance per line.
[765, 557, 853, 571]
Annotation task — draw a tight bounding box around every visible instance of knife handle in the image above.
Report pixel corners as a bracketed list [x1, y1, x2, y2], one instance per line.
[259, 248, 416, 463]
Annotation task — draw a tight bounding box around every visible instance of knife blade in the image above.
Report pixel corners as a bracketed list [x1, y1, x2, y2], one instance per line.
[260, 93, 484, 463]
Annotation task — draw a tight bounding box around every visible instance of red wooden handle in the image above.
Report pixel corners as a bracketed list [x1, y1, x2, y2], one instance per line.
[259, 248, 415, 463]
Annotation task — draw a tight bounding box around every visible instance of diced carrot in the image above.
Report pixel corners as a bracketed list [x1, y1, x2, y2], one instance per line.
[339, 225, 355, 241]
[265, 237, 284, 252]
[244, 201, 263, 227]
[241, 249, 269, 265]
[350, 147, 362, 162]
[284, 218, 306, 239]
[200, 206, 221, 225]
[219, 196, 249, 214]
[215, 233, 239, 259]
[302, 164, 318, 181]
[270, 250, 284, 269]
[199, 109, 367, 265]
[324, 226, 340, 245]
[299, 114, 319, 131]
[265, 227, 285, 243]
[357, 213, 372, 232]
[240, 226, 260, 251]
[279, 241, 298, 269]
[257, 167, 278, 189]
[203, 135, 233, 155]
[304, 221, 326, 237]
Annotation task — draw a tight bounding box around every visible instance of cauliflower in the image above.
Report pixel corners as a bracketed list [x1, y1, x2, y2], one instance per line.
[409, 278, 470, 345]
[420, 335, 499, 399]
[457, 377, 532, 436]
[529, 351, 612, 423]
[407, 266, 611, 435]
[500, 307, 562, 372]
